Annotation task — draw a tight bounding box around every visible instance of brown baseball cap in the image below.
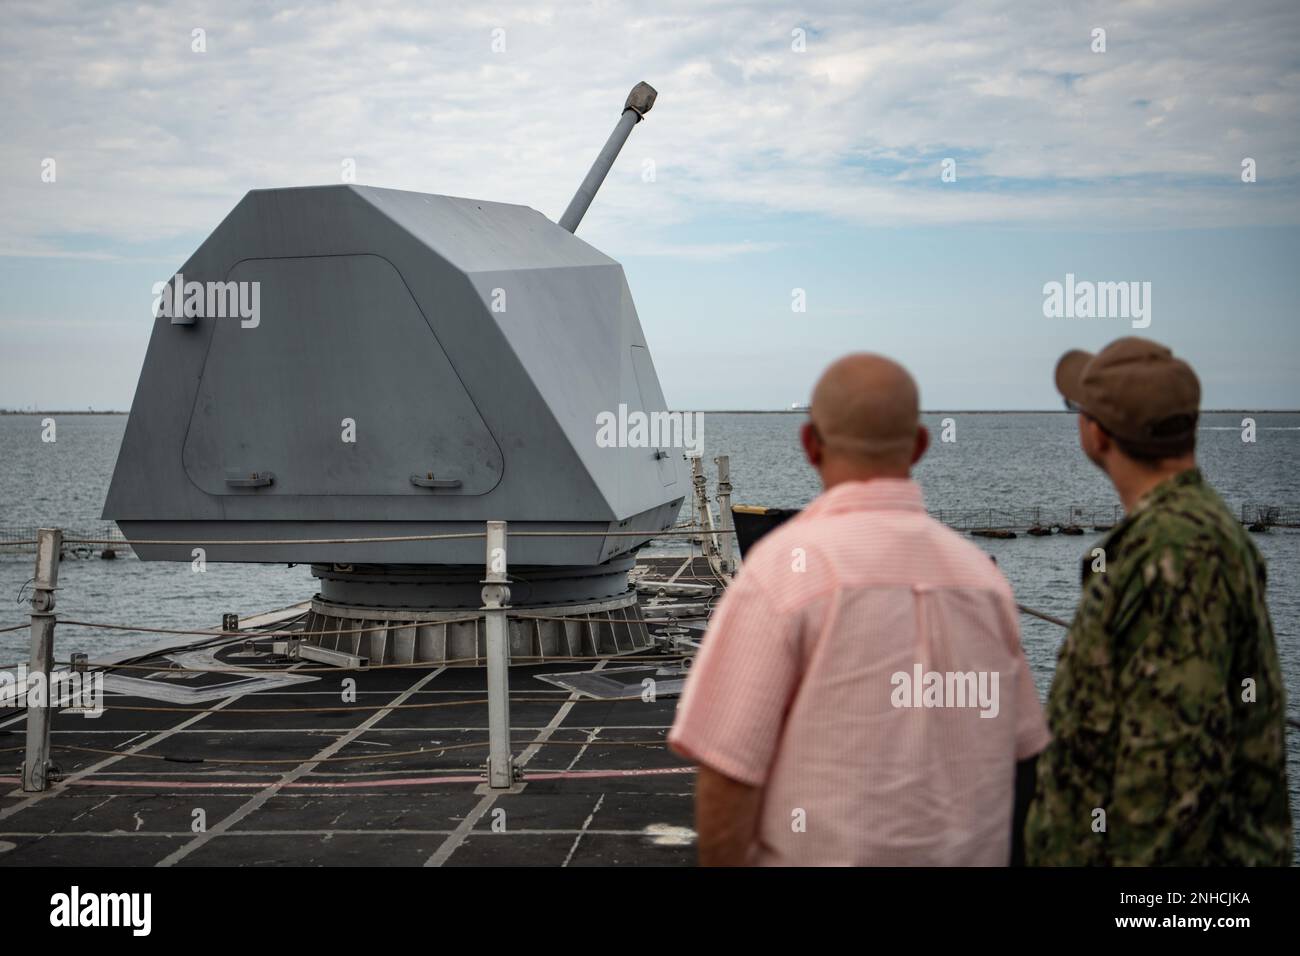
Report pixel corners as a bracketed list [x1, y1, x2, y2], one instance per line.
[1055, 337, 1200, 455]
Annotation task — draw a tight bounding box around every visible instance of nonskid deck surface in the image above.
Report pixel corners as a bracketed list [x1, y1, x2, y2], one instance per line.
[0, 555, 720, 867]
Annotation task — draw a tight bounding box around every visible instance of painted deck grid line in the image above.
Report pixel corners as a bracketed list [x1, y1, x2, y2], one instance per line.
[422, 660, 609, 867]
[153, 667, 447, 867]
[0, 658, 699, 866]
[0, 556, 712, 867]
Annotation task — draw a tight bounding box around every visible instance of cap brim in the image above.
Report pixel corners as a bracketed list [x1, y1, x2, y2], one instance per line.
[1054, 349, 1094, 408]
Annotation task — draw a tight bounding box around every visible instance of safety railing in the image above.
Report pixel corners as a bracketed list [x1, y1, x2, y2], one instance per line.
[1240, 503, 1300, 529]
[1018, 603, 1300, 737]
[2, 511, 739, 793]
[6, 453, 1297, 796]
[0, 524, 130, 556]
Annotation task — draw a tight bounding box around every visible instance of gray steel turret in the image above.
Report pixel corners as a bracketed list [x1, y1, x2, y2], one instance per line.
[103, 83, 683, 663]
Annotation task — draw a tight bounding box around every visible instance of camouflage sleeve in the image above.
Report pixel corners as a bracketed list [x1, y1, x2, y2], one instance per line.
[1107, 545, 1234, 865]
[1025, 564, 1118, 866]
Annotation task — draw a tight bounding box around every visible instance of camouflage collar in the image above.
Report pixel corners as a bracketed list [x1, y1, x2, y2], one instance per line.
[1087, 468, 1203, 568]
[1131, 467, 1203, 515]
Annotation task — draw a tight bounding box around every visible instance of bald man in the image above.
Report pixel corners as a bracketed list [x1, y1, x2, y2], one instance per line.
[669, 354, 1050, 865]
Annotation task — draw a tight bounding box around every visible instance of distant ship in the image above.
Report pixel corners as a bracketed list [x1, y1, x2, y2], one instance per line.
[789, 401, 809, 411]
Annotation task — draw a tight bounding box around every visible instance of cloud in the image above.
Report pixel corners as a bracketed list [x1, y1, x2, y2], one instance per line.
[1, 0, 1297, 260]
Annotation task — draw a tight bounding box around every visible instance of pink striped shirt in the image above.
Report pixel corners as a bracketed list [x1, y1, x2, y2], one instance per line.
[669, 478, 1050, 866]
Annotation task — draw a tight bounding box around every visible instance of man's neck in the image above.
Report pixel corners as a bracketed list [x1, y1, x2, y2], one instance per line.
[819, 462, 910, 491]
[1110, 455, 1197, 512]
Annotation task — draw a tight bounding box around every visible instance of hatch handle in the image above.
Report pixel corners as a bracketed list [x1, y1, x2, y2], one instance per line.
[410, 473, 462, 490]
[225, 471, 275, 488]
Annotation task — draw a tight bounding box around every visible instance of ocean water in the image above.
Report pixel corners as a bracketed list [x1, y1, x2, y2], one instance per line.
[1, 411, 1297, 856]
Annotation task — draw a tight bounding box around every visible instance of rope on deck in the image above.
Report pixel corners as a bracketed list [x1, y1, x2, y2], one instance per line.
[56, 616, 482, 640]
[91, 652, 692, 675]
[0, 736, 670, 766]
[62, 693, 653, 715]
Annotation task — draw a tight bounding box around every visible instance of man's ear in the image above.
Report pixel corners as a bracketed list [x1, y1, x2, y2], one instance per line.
[800, 421, 821, 468]
[911, 425, 930, 466]
[1080, 415, 1111, 459]
[1089, 417, 1107, 450]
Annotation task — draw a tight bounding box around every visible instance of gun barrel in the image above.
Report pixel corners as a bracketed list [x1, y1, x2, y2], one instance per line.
[558, 82, 656, 234]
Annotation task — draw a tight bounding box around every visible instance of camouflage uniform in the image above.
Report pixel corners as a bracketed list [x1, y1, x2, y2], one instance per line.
[1026, 468, 1291, 865]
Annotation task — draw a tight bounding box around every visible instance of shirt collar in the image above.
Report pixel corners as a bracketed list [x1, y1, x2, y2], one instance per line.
[1092, 468, 1203, 565]
[803, 478, 927, 519]
[1133, 467, 1203, 514]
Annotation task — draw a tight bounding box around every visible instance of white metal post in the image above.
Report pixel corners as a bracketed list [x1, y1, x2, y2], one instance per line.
[688, 455, 702, 541]
[690, 456, 716, 559]
[23, 528, 62, 792]
[482, 521, 514, 788]
[715, 455, 735, 574]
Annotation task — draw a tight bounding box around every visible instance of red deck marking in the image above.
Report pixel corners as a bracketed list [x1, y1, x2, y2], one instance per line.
[0, 765, 696, 791]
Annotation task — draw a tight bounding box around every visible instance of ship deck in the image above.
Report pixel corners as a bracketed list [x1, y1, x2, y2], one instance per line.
[0, 556, 720, 867]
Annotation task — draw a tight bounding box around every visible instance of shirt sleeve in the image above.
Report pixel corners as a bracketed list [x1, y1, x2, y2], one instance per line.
[668, 565, 802, 787]
[997, 590, 1052, 761]
[1011, 651, 1052, 761]
[1025, 565, 1117, 866]
[1107, 548, 1235, 865]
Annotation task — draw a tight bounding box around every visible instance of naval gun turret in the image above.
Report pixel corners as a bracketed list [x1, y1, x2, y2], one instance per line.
[103, 83, 684, 663]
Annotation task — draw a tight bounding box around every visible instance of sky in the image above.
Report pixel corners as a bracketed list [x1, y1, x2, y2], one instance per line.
[1, 0, 1298, 410]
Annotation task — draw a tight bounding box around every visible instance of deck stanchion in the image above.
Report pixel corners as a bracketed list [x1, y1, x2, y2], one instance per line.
[23, 527, 62, 792]
[689, 456, 706, 552]
[715, 454, 735, 574]
[482, 520, 515, 788]
[690, 456, 720, 561]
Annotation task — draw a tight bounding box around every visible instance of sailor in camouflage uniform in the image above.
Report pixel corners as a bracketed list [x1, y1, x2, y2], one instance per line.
[1026, 337, 1291, 866]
